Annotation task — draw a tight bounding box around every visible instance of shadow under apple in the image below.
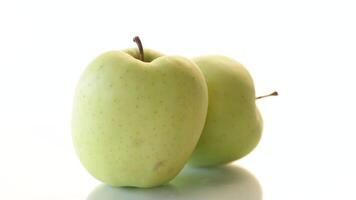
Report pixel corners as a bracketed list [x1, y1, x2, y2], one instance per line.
[87, 165, 262, 200]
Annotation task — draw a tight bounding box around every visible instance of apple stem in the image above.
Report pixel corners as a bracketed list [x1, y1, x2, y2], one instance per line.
[133, 36, 144, 62]
[256, 91, 278, 100]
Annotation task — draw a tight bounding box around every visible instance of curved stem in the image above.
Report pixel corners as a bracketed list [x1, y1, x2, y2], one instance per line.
[256, 91, 278, 100]
[133, 36, 144, 61]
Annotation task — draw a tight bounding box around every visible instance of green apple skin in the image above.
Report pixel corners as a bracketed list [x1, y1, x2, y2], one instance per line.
[72, 49, 208, 187]
[189, 55, 263, 167]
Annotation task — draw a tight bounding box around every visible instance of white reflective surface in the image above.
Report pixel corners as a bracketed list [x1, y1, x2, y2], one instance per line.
[88, 165, 261, 200]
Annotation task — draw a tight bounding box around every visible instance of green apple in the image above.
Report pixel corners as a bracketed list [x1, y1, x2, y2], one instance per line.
[72, 37, 208, 187]
[189, 55, 277, 167]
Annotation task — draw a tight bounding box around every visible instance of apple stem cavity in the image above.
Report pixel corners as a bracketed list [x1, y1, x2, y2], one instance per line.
[256, 91, 278, 100]
[133, 36, 144, 62]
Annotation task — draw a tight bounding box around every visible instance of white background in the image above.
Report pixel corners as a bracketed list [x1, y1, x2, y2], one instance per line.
[1, 0, 355, 199]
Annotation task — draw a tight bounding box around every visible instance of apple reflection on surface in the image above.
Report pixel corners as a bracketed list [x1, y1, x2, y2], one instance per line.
[87, 165, 262, 200]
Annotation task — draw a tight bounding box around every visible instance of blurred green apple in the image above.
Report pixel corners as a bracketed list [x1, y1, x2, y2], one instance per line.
[189, 55, 277, 167]
[72, 37, 208, 187]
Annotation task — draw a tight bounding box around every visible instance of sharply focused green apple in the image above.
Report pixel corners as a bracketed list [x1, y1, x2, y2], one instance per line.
[189, 55, 277, 167]
[72, 37, 208, 187]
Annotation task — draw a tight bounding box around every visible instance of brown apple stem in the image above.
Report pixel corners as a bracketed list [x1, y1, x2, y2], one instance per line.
[256, 91, 278, 100]
[133, 36, 144, 61]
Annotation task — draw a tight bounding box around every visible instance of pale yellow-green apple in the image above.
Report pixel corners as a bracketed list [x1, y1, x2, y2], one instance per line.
[72, 37, 208, 187]
[189, 55, 277, 167]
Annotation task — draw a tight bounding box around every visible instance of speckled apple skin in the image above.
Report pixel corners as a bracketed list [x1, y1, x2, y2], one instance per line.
[72, 49, 208, 187]
[189, 56, 263, 167]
